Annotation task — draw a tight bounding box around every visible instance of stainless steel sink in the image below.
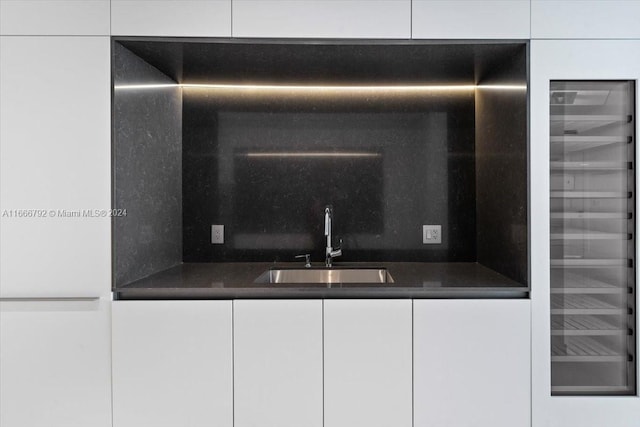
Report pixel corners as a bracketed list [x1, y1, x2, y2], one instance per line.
[254, 268, 394, 284]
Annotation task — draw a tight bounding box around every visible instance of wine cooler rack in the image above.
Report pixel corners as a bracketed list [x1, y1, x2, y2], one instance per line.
[549, 81, 636, 395]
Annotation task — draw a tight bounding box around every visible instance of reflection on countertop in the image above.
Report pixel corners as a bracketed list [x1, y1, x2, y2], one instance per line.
[114, 262, 528, 300]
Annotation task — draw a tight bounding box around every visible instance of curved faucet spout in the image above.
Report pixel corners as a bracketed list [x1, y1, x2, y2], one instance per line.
[324, 206, 342, 267]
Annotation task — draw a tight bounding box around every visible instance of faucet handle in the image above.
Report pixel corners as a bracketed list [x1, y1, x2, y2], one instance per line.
[295, 254, 312, 268]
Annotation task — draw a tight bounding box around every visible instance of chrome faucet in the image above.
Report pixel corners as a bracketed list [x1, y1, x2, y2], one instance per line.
[324, 206, 342, 267]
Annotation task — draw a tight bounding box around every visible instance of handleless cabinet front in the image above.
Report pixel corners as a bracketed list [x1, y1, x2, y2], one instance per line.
[111, 0, 231, 36]
[0, 299, 112, 427]
[112, 301, 233, 427]
[232, 0, 411, 38]
[531, 1, 640, 39]
[0, 0, 110, 35]
[412, 0, 530, 39]
[414, 299, 531, 427]
[234, 300, 323, 427]
[0, 37, 111, 298]
[324, 299, 412, 427]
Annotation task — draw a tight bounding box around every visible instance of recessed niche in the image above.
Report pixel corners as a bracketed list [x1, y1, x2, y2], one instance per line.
[112, 39, 528, 288]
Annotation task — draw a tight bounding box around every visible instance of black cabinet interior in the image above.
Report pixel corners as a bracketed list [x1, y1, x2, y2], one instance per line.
[112, 39, 528, 288]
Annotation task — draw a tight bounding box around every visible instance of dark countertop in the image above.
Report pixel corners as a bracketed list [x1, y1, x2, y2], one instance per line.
[115, 262, 529, 299]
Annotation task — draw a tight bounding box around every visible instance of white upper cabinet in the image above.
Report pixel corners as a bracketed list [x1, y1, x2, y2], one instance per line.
[324, 300, 412, 427]
[111, 0, 231, 36]
[234, 300, 323, 427]
[412, 0, 530, 39]
[0, 37, 111, 298]
[0, 299, 112, 427]
[0, 0, 110, 35]
[232, 0, 411, 38]
[414, 299, 531, 427]
[112, 301, 233, 427]
[531, 1, 640, 39]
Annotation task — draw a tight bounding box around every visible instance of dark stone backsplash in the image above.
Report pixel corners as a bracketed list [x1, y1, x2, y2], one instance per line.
[182, 108, 476, 263]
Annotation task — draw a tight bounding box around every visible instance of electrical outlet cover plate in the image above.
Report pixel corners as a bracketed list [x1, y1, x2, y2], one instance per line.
[422, 225, 441, 244]
[211, 225, 224, 244]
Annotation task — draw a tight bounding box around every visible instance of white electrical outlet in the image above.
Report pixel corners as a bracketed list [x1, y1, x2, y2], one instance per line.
[423, 225, 441, 244]
[211, 225, 224, 244]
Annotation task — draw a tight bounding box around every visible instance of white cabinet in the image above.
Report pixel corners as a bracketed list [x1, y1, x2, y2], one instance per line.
[414, 299, 531, 427]
[232, 0, 410, 39]
[112, 301, 233, 427]
[0, 0, 110, 35]
[0, 37, 111, 298]
[324, 299, 412, 427]
[531, 1, 640, 39]
[0, 298, 112, 427]
[234, 300, 323, 427]
[111, 0, 231, 36]
[530, 39, 640, 427]
[412, 0, 530, 39]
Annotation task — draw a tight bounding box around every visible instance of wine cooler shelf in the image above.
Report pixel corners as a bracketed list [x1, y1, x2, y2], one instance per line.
[551, 259, 630, 268]
[551, 212, 631, 220]
[551, 337, 628, 362]
[549, 80, 636, 395]
[551, 385, 631, 394]
[550, 295, 627, 315]
[551, 271, 625, 294]
[550, 191, 631, 199]
[550, 161, 632, 171]
[550, 227, 631, 240]
[550, 114, 632, 134]
[551, 135, 632, 154]
[551, 316, 624, 336]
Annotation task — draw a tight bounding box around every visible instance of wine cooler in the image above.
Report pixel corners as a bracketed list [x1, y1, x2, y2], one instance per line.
[549, 81, 636, 395]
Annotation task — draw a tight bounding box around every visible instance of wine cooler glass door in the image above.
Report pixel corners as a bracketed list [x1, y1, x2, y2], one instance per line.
[550, 81, 636, 395]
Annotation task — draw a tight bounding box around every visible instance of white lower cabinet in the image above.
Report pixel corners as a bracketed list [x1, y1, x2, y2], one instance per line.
[414, 299, 531, 427]
[111, 301, 233, 427]
[0, 298, 112, 427]
[324, 299, 413, 427]
[233, 300, 323, 427]
[109, 298, 531, 427]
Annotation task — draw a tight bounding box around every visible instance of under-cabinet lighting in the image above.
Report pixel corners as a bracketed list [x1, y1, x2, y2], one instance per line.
[476, 84, 528, 91]
[244, 152, 381, 158]
[114, 83, 527, 91]
[181, 83, 477, 91]
[114, 83, 178, 90]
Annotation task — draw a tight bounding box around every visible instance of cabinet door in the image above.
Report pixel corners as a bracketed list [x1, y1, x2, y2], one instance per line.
[234, 300, 323, 427]
[324, 300, 412, 427]
[412, 0, 530, 39]
[532, 1, 640, 39]
[0, 298, 112, 427]
[414, 300, 531, 427]
[112, 301, 233, 427]
[232, 0, 410, 38]
[0, 37, 110, 298]
[0, 0, 110, 35]
[111, 0, 231, 36]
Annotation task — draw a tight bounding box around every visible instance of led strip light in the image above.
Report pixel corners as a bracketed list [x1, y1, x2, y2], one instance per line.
[114, 83, 527, 91]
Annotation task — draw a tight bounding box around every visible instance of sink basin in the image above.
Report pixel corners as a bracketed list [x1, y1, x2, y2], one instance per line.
[254, 267, 394, 284]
